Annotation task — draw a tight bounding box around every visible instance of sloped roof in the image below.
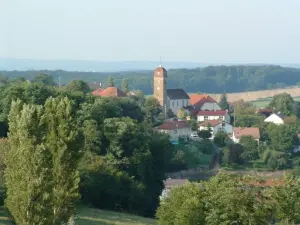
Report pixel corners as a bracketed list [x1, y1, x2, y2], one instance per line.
[189, 94, 217, 107]
[233, 127, 260, 139]
[92, 88, 105, 96]
[167, 89, 190, 100]
[197, 110, 227, 116]
[93, 87, 127, 97]
[199, 120, 222, 127]
[157, 120, 190, 130]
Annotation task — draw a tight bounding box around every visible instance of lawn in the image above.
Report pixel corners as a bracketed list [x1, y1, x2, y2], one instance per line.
[0, 206, 156, 225]
[251, 96, 300, 109]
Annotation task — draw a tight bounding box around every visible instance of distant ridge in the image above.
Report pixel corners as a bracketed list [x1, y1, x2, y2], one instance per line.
[0, 58, 204, 72]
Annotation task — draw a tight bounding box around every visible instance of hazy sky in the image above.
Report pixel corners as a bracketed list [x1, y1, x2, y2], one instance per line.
[1, 0, 300, 63]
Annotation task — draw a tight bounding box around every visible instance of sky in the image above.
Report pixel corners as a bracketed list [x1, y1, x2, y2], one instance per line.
[1, 0, 300, 63]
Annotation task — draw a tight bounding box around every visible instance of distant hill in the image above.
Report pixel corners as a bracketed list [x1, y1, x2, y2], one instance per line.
[2, 65, 300, 95]
[0, 58, 204, 72]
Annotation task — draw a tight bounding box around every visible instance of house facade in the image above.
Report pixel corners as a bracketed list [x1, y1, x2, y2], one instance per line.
[199, 120, 232, 137]
[157, 120, 191, 141]
[189, 94, 221, 111]
[197, 110, 230, 123]
[166, 89, 190, 115]
[232, 127, 260, 143]
[264, 113, 285, 125]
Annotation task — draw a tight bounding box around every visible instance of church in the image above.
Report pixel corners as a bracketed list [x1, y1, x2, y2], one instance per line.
[153, 65, 190, 115]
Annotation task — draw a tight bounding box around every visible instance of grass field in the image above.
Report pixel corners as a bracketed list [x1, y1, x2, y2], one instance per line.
[252, 96, 300, 108]
[0, 206, 156, 225]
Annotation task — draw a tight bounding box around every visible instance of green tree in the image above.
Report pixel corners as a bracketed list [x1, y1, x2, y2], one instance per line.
[33, 74, 55, 86]
[268, 124, 297, 152]
[107, 76, 114, 87]
[5, 100, 51, 225]
[121, 78, 129, 93]
[176, 108, 186, 120]
[65, 80, 90, 93]
[218, 93, 229, 110]
[239, 135, 259, 161]
[213, 131, 229, 147]
[188, 119, 198, 131]
[235, 115, 264, 127]
[197, 129, 212, 139]
[144, 97, 162, 126]
[222, 144, 244, 166]
[268, 93, 295, 116]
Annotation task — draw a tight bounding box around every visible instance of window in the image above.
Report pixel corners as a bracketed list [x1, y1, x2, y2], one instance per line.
[219, 116, 223, 120]
[204, 116, 208, 120]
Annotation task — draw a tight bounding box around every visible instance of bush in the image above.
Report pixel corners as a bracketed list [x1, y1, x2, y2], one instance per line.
[213, 131, 229, 147]
[197, 130, 212, 139]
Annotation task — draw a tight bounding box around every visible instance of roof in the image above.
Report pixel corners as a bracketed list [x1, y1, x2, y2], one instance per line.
[197, 110, 228, 116]
[199, 120, 222, 127]
[189, 94, 217, 108]
[91, 88, 105, 96]
[258, 109, 273, 113]
[93, 87, 127, 97]
[164, 179, 188, 188]
[167, 89, 190, 100]
[233, 127, 260, 139]
[154, 65, 167, 78]
[157, 120, 190, 130]
[274, 113, 286, 119]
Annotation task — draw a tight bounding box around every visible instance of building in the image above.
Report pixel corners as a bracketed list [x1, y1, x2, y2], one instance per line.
[153, 65, 189, 115]
[264, 113, 285, 125]
[232, 127, 260, 143]
[189, 94, 221, 111]
[197, 110, 230, 123]
[199, 120, 232, 137]
[157, 120, 191, 141]
[92, 86, 127, 97]
[166, 89, 190, 115]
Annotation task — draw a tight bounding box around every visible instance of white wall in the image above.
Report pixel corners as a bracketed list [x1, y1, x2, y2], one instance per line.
[197, 114, 230, 123]
[199, 123, 232, 136]
[264, 114, 284, 125]
[168, 98, 189, 115]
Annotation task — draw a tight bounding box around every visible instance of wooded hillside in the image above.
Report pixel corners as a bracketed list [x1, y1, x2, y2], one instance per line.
[2, 65, 300, 94]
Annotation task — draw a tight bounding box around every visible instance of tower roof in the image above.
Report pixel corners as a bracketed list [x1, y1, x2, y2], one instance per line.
[154, 65, 167, 78]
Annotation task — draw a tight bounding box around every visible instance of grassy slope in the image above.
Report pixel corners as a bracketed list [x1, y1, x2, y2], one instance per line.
[252, 96, 300, 108]
[0, 206, 156, 225]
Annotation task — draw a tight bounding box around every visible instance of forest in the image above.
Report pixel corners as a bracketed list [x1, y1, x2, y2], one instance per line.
[2, 65, 300, 94]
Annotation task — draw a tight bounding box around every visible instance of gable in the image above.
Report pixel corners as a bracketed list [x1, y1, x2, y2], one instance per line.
[264, 114, 284, 123]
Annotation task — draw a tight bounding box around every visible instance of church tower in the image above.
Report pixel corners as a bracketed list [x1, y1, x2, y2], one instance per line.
[153, 65, 167, 107]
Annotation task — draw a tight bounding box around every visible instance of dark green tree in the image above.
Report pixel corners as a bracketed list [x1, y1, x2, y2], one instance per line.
[218, 93, 229, 110]
[213, 131, 229, 147]
[268, 93, 296, 116]
[268, 124, 297, 152]
[33, 74, 55, 86]
[65, 80, 90, 93]
[121, 78, 129, 93]
[107, 76, 114, 87]
[239, 135, 259, 161]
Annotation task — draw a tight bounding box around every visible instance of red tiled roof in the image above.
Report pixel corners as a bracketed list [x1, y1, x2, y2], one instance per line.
[233, 127, 260, 139]
[197, 110, 227, 116]
[92, 88, 105, 96]
[93, 87, 127, 97]
[189, 94, 217, 108]
[157, 120, 190, 130]
[199, 120, 222, 127]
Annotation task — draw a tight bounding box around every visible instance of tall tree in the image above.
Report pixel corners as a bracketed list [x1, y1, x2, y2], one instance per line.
[43, 97, 83, 224]
[268, 93, 295, 116]
[65, 80, 90, 93]
[107, 76, 114, 87]
[218, 93, 229, 110]
[33, 74, 55, 86]
[176, 108, 187, 120]
[5, 100, 51, 225]
[121, 78, 129, 93]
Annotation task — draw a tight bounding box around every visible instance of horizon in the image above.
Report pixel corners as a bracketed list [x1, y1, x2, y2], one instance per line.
[1, 0, 300, 64]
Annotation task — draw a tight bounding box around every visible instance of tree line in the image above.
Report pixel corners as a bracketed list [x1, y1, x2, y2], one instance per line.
[2, 65, 300, 94]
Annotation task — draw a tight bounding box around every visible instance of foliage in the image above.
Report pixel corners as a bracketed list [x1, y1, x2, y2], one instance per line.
[222, 144, 244, 166]
[197, 129, 211, 139]
[235, 115, 264, 127]
[239, 135, 259, 161]
[65, 80, 90, 93]
[121, 78, 129, 93]
[268, 93, 296, 116]
[213, 131, 229, 147]
[218, 93, 229, 110]
[5, 98, 83, 225]
[176, 108, 186, 120]
[143, 97, 163, 126]
[108, 76, 114, 87]
[268, 124, 297, 152]
[188, 119, 198, 131]
[4, 65, 300, 94]
[32, 73, 55, 86]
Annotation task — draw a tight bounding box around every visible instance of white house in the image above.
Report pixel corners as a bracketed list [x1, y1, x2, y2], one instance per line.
[197, 110, 230, 124]
[232, 127, 260, 143]
[157, 120, 191, 141]
[189, 94, 221, 111]
[166, 89, 190, 115]
[199, 120, 233, 137]
[264, 113, 285, 125]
